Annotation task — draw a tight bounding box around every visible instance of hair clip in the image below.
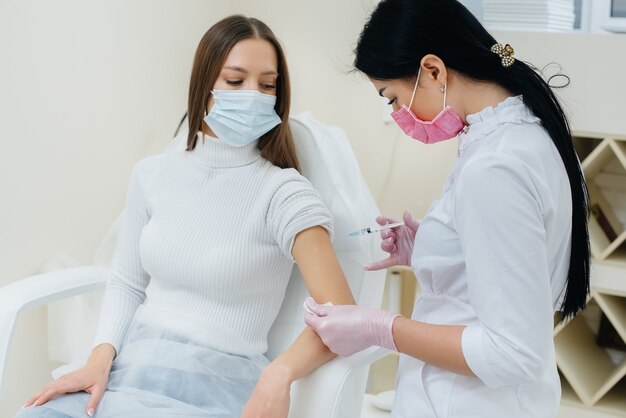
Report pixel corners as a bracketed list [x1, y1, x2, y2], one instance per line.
[491, 43, 515, 68]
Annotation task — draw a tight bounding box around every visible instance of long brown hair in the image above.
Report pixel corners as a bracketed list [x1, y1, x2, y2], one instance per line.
[186, 15, 299, 171]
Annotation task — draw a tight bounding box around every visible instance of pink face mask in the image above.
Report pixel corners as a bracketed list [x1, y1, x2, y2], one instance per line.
[391, 67, 465, 144]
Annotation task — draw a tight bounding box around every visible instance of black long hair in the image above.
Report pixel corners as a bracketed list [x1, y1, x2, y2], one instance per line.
[355, 0, 589, 318]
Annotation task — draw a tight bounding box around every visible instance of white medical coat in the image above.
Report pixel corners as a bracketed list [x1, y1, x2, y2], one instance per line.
[392, 96, 572, 418]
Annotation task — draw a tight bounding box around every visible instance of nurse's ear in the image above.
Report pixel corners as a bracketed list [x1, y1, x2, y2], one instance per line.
[420, 54, 448, 90]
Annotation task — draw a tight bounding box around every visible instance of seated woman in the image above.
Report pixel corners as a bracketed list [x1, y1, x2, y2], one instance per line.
[17, 15, 355, 418]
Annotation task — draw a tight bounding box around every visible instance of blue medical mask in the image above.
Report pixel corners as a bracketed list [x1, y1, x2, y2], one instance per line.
[204, 89, 282, 147]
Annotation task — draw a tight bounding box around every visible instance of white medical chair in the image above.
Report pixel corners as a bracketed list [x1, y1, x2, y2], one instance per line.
[0, 112, 391, 418]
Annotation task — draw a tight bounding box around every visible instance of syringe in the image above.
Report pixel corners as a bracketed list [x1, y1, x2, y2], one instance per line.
[348, 222, 404, 237]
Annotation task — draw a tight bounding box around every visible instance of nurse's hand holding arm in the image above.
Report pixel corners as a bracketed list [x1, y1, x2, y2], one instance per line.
[305, 295, 474, 378]
[304, 300, 400, 356]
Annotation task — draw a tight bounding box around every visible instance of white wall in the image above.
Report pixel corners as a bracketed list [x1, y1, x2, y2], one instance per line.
[492, 30, 626, 136]
[0, 1, 237, 415]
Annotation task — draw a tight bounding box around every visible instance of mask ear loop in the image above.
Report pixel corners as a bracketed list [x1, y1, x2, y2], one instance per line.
[407, 66, 421, 110]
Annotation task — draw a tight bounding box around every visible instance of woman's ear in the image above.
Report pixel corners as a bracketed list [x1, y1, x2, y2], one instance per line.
[420, 54, 448, 86]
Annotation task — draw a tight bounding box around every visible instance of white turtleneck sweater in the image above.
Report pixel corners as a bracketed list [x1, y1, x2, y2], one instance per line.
[93, 136, 333, 356]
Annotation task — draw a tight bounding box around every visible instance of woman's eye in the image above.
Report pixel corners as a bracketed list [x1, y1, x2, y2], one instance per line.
[261, 83, 276, 90]
[387, 98, 397, 106]
[225, 80, 243, 86]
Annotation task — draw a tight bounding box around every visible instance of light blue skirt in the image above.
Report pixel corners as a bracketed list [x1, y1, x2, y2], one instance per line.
[17, 312, 269, 418]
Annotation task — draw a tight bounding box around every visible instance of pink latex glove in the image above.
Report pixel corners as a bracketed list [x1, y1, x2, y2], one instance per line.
[364, 211, 420, 271]
[304, 297, 401, 357]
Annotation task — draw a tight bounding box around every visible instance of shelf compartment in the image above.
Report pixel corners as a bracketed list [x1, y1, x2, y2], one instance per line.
[572, 136, 605, 163]
[602, 246, 626, 268]
[555, 312, 626, 405]
[561, 375, 626, 417]
[581, 138, 626, 261]
[591, 261, 626, 295]
[594, 292, 626, 346]
[553, 296, 598, 338]
[592, 378, 626, 417]
[609, 138, 626, 170]
[581, 138, 617, 179]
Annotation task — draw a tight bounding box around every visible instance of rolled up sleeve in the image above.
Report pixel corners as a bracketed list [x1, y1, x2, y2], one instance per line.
[266, 169, 334, 260]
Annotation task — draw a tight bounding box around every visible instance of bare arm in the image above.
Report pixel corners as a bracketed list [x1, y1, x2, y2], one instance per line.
[241, 226, 355, 417]
[267, 226, 356, 382]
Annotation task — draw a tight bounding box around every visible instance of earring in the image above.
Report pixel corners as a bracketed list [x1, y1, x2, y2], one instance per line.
[439, 85, 445, 93]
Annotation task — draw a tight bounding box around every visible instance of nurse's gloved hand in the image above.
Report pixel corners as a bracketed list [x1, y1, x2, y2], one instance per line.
[364, 211, 420, 271]
[304, 297, 401, 357]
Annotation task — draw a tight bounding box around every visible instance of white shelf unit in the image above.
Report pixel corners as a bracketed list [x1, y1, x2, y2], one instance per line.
[554, 132, 626, 417]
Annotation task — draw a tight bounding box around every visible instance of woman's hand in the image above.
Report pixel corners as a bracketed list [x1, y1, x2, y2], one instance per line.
[364, 211, 420, 271]
[23, 344, 115, 417]
[241, 362, 293, 418]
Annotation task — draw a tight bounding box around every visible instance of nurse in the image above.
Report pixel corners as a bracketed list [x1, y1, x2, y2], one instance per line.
[305, 0, 590, 417]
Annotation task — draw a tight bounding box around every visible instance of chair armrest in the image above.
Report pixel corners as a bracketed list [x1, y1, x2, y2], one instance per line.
[289, 346, 392, 418]
[0, 266, 108, 394]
